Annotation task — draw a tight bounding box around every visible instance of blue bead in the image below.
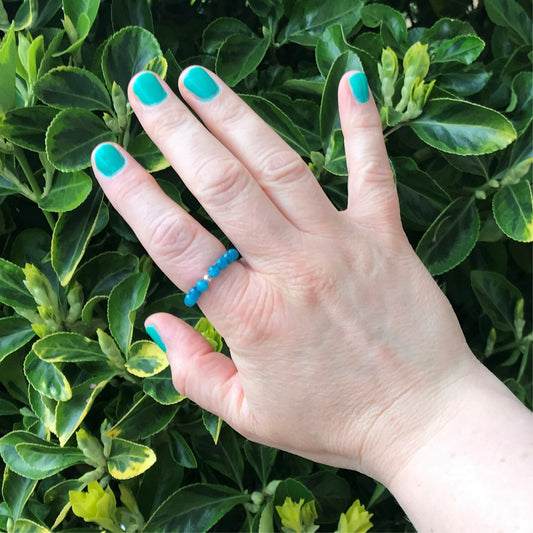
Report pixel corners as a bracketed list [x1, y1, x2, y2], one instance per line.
[184, 292, 198, 307]
[208, 265, 220, 277]
[216, 256, 228, 269]
[224, 248, 239, 263]
[196, 279, 209, 292]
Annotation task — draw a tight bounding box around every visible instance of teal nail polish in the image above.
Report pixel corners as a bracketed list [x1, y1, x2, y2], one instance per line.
[349, 72, 370, 104]
[146, 324, 166, 352]
[133, 71, 167, 105]
[183, 67, 219, 101]
[94, 144, 125, 178]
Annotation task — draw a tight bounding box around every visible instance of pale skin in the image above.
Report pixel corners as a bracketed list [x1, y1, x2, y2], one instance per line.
[92, 67, 533, 532]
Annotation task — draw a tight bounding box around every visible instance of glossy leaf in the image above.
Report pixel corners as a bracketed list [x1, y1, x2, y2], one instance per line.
[105, 395, 179, 440]
[128, 132, 169, 172]
[108, 272, 150, 354]
[416, 197, 480, 275]
[324, 129, 347, 176]
[34, 332, 106, 363]
[24, 350, 71, 402]
[143, 367, 186, 405]
[202, 410, 223, 444]
[38, 171, 92, 212]
[125, 340, 168, 377]
[241, 94, 310, 156]
[320, 51, 363, 147]
[107, 438, 156, 480]
[485, 0, 532, 46]
[435, 63, 491, 97]
[0, 258, 35, 310]
[471, 270, 522, 331]
[0, 317, 35, 363]
[508, 71, 532, 136]
[0, 24, 16, 113]
[422, 18, 477, 42]
[493, 180, 533, 242]
[11, 519, 50, 533]
[410, 98, 517, 155]
[315, 24, 356, 78]
[144, 483, 249, 532]
[34, 66, 111, 111]
[101, 25, 163, 93]
[27, 385, 56, 434]
[55, 374, 112, 446]
[1, 469, 37, 521]
[111, 0, 153, 33]
[169, 430, 197, 469]
[216, 34, 269, 87]
[244, 441, 278, 487]
[16, 443, 85, 477]
[51, 188, 103, 286]
[202, 17, 253, 54]
[360, 4, 407, 50]
[431, 35, 485, 65]
[280, 0, 363, 47]
[46, 108, 116, 171]
[0, 106, 58, 152]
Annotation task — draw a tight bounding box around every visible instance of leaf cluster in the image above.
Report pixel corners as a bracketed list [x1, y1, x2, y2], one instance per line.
[0, 0, 531, 531]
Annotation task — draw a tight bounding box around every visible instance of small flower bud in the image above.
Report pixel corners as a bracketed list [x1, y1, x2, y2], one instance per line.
[378, 47, 398, 107]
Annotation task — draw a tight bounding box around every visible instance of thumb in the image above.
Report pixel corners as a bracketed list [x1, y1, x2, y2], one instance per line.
[338, 70, 401, 231]
[144, 313, 250, 431]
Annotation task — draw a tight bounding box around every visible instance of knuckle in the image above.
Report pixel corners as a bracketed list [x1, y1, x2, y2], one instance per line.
[151, 108, 191, 141]
[259, 148, 309, 186]
[149, 211, 192, 260]
[217, 99, 249, 130]
[195, 156, 246, 204]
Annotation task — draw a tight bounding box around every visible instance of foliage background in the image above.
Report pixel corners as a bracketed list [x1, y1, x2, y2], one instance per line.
[0, 0, 531, 531]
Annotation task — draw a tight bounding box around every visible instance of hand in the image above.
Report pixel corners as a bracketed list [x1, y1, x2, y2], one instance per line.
[91, 67, 479, 484]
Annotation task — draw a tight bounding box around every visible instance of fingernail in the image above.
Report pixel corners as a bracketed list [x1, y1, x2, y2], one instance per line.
[94, 144, 125, 178]
[145, 324, 166, 352]
[183, 66, 219, 101]
[349, 72, 370, 104]
[133, 71, 168, 106]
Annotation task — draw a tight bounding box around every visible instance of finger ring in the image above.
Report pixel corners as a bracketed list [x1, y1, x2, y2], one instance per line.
[184, 248, 239, 307]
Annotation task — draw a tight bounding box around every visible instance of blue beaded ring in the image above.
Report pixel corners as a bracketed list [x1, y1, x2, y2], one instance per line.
[184, 248, 239, 307]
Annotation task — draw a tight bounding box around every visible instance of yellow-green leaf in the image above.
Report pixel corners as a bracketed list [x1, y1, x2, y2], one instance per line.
[125, 340, 168, 377]
[493, 180, 533, 242]
[107, 438, 156, 480]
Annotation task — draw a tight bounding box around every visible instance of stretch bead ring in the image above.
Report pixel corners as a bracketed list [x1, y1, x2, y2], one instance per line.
[184, 248, 239, 307]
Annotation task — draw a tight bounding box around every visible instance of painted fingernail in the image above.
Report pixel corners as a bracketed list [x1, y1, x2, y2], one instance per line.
[349, 72, 370, 104]
[94, 144, 125, 178]
[183, 66, 220, 101]
[145, 324, 166, 352]
[133, 71, 167, 106]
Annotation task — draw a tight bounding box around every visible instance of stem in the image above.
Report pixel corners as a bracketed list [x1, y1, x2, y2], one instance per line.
[15, 147, 56, 230]
[383, 123, 405, 139]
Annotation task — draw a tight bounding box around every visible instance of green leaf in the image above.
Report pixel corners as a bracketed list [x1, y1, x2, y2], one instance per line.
[324, 129, 347, 176]
[244, 441, 278, 487]
[202, 17, 254, 54]
[125, 340, 168, 377]
[51, 188, 103, 286]
[107, 438, 156, 480]
[360, 4, 407, 50]
[493, 180, 533, 242]
[471, 270, 522, 331]
[315, 24, 356, 78]
[0, 106, 58, 152]
[508, 71, 532, 137]
[416, 197, 480, 275]
[33, 332, 106, 363]
[240, 94, 310, 156]
[106, 395, 179, 440]
[101, 25, 163, 93]
[422, 18, 477, 42]
[34, 66, 111, 111]
[143, 367, 186, 405]
[320, 51, 363, 147]
[435, 63, 491, 97]
[24, 350, 71, 402]
[64, 0, 100, 31]
[38, 171, 93, 212]
[16, 443, 85, 477]
[431, 35, 485, 65]
[108, 272, 150, 354]
[27, 385, 56, 434]
[11, 518, 50, 533]
[216, 34, 269, 87]
[410, 98, 517, 155]
[0, 24, 16, 113]
[0, 317, 35, 363]
[202, 410, 223, 444]
[45, 108, 116, 171]
[0, 258, 35, 310]
[1, 469, 37, 521]
[144, 483, 249, 533]
[128, 132, 169, 172]
[280, 0, 363, 47]
[169, 430, 197, 469]
[55, 374, 112, 446]
[0, 398, 19, 416]
[273, 478, 315, 508]
[485, 0, 532, 46]
[111, 0, 153, 33]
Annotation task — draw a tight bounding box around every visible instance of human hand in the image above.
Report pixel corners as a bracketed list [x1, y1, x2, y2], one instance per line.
[91, 67, 480, 485]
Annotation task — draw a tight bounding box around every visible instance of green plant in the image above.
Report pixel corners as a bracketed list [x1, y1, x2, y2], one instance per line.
[0, 0, 531, 531]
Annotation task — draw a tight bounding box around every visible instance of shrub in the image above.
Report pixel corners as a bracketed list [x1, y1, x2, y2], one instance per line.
[0, 0, 531, 531]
